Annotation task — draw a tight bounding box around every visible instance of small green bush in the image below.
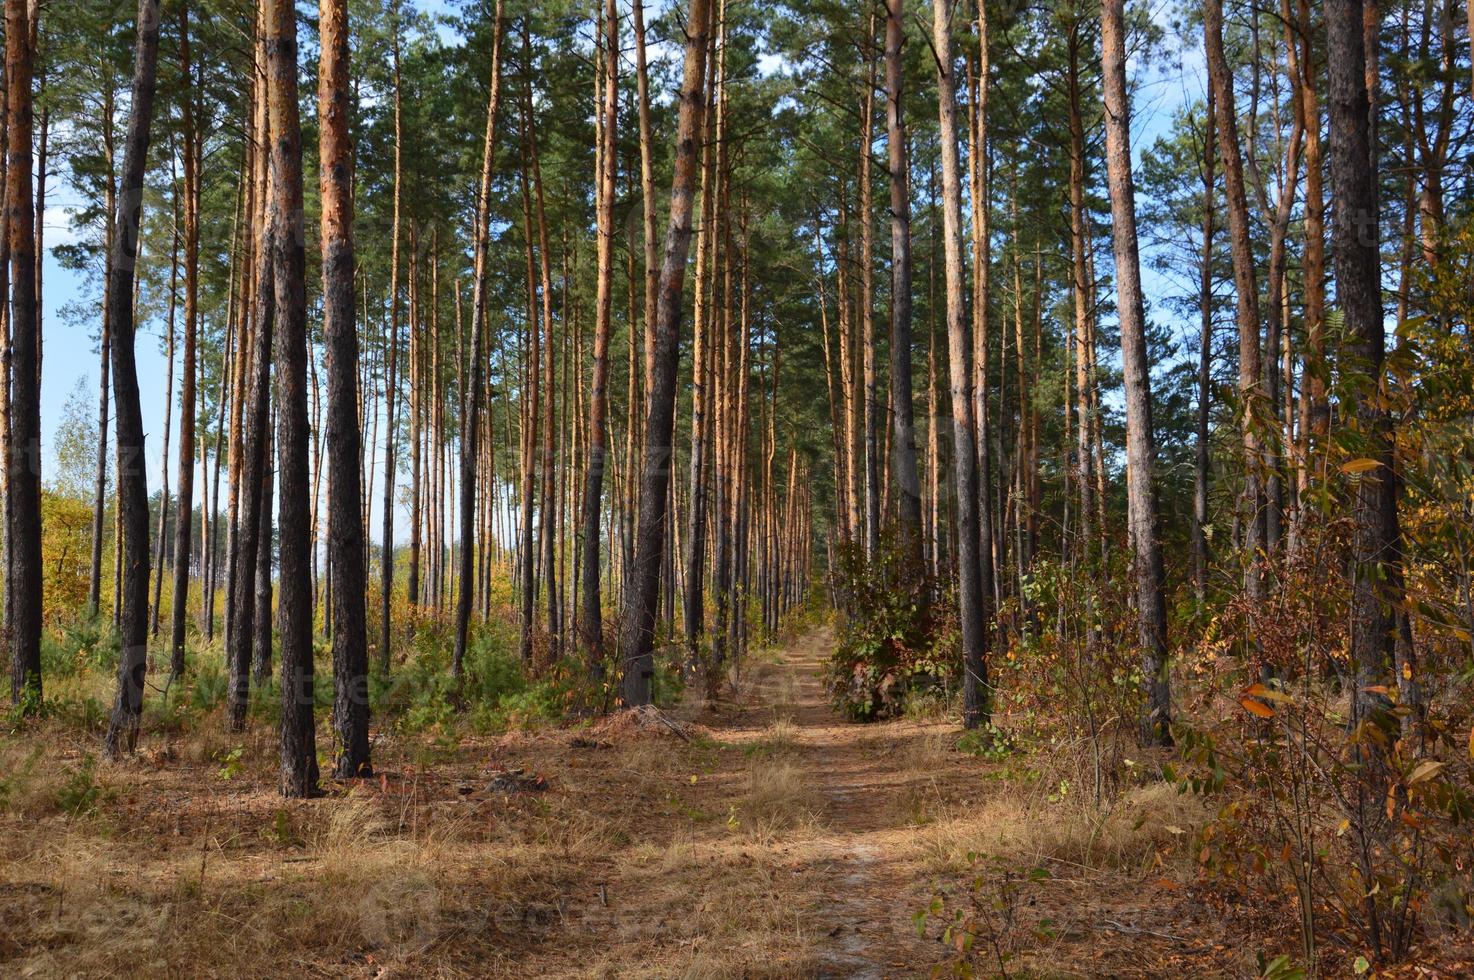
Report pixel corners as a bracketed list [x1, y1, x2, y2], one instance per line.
[825, 530, 956, 721]
[56, 754, 110, 817]
[41, 615, 116, 678]
[45, 694, 109, 733]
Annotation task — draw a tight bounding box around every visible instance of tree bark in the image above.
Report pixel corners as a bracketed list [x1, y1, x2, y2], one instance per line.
[252, 423, 274, 682]
[454, 2, 505, 681]
[226, 7, 275, 729]
[102, 0, 163, 754]
[969, 2, 997, 621]
[934, 0, 989, 728]
[883, 0, 923, 565]
[6, 0, 42, 712]
[88, 90, 118, 623]
[1194, 92, 1216, 606]
[264, 0, 318, 798]
[1204, 0, 1267, 621]
[318, 1, 373, 760]
[151, 179, 180, 638]
[579, 0, 618, 667]
[1295, 0, 1328, 522]
[620, 0, 715, 707]
[379, 7, 404, 672]
[1065, 24, 1095, 574]
[859, 16, 880, 556]
[1327, 0, 1398, 718]
[683, 31, 719, 669]
[169, 1, 200, 680]
[1101, 0, 1171, 744]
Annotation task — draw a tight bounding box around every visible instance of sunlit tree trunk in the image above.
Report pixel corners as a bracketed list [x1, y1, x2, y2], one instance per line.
[621, 0, 715, 707]
[318, 0, 370, 777]
[934, 0, 988, 728]
[1101, 0, 1171, 744]
[1295, 0, 1328, 521]
[454, 1, 504, 680]
[226, 5, 274, 729]
[378, 7, 404, 672]
[150, 176, 180, 638]
[251, 421, 274, 683]
[580, 0, 618, 667]
[88, 90, 118, 621]
[169, 1, 201, 679]
[1064, 24, 1095, 579]
[264, 0, 318, 797]
[1194, 92, 1216, 606]
[683, 30, 718, 669]
[969, 0, 996, 616]
[1205, 0, 1267, 623]
[859, 14, 879, 556]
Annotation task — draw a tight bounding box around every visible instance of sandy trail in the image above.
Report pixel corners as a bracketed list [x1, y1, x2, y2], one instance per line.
[724, 627, 947, 977]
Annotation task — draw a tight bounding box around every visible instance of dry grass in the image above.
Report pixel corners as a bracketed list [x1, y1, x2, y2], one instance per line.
[736, 761, 818, 841]
[910, 732, 1208, 874]
[0, 693, 827, 978]
[2, 630, 1247, 978]
[915, 779, 1205, 870]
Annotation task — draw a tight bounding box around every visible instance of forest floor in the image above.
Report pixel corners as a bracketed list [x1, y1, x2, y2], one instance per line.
[3, 627, 1318, 977]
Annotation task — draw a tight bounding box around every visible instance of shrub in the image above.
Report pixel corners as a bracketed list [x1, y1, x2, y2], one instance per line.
[824, 529, 956, 721]
[40, 615, 116, 678]
[55, 754, 110, 817]
[1172, 672, 1474, 971]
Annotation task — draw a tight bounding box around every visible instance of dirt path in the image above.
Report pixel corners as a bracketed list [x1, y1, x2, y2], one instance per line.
[646, 626, 1236, 978]
[713, 627, 950, 977]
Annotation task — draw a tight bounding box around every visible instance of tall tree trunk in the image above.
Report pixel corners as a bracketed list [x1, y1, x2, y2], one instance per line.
[1101, 0, 1171, 744]
[320, 0, 371, 778]
[883, 0, 922, 565]
[226, 7, 275, 730]
[526, 71, 560, 657]
[1065, 25, 1095, 574]
[969, 2, 998, 627]
[517, 88, 540, 664]
[620, 0, 715, 707]
[151, 175, 180, 638]
[265, 0, 318, 797]
[1295, 0, 1328, 522]
[630, 0, 657, 612]
[859, 16, 880, 556]
[454, 1, 504, 680]
[252, 423, 274, 683]
[1204, 0, 1267, 625]
[102, 0, 163, 754]
[1194, 93, 1216, 606]
[579, 0, 618, 667]
[934, 0, 988, 728]
[406, 235, 422, 613]
[6, 0, 42, 712]
[1327, 0, 1398, 720]
[379, 8, 404, 672]
[169, 0, 200, 680]
[683, 30, 719, 669]
[223, 119, 258, 649]
[88, 97, 118, 621]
